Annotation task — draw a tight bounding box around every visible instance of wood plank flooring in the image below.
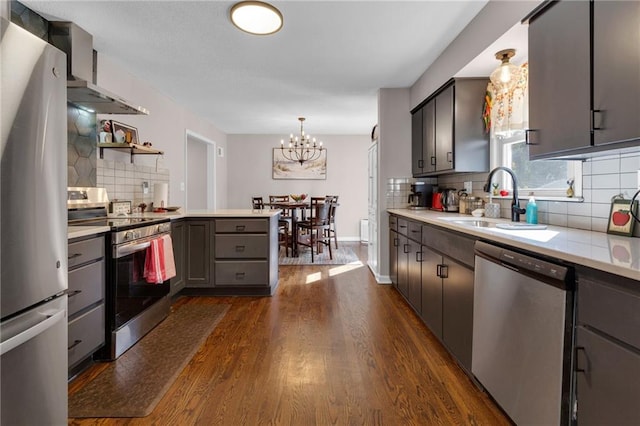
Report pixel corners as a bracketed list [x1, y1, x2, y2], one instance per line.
[69, 243, 509, 425]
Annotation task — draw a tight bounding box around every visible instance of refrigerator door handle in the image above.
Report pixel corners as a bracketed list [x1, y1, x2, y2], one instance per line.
[0, 308, 66, 356]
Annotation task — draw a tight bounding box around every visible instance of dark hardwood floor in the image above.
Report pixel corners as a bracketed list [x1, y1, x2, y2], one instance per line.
[69, 243, 509, 425]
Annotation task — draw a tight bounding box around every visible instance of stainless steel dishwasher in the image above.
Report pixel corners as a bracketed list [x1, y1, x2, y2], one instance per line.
[472, 241, 574, 426]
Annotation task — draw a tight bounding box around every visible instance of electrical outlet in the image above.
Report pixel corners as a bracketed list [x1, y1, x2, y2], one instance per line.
[180, 182, 185, 191]
[464, 181, 473, 194]
[637, 170, 640, 189]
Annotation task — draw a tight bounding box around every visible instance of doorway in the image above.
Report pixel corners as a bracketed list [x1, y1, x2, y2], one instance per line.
[185, 130, 216, 210]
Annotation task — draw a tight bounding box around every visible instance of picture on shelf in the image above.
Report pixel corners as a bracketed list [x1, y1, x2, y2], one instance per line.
[110, 121, 139, 145]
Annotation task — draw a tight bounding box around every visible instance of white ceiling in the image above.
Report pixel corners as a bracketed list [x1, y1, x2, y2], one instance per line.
[21, 0, 526, 136]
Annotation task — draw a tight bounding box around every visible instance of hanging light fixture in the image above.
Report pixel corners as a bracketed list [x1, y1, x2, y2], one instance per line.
[279, 117, 324, 165]
[230, 1, 283, 35]
[490, 49, 520, 93]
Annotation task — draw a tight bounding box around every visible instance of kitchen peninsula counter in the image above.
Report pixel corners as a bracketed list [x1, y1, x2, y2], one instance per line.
[388, 209, 640, 281]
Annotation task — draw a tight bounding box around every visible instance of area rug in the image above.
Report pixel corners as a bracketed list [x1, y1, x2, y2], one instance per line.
[68, 303, 230, 418]
[279, 245, 361, 265]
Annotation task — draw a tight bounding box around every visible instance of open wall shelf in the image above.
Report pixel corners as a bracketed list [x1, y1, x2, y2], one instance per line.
[98, 143, 164, 163]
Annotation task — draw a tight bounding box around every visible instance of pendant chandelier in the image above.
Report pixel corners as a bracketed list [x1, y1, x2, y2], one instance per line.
[490, 48, 520, 93]
[279, 117, 324, 165]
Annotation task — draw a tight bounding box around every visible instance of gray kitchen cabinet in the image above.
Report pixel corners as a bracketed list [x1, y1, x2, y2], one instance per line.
[422, 100, 436, 174]
[389, 215, 399, 288]
[67, 234, 105, 378]
[410, 78, 489, 177]
[411, 108, 424, 176]
[420, 224, 475, 371]
[213, 217, 278, 294]
[419, 245, 443, 339]
[434, 84, 453, 172]
[575, 267, 640, 424]
[170, 219, 185, 296]
[390, 215, 475, 371]
[395, 217, 422, 312]
[527, 0, 640, 159]
[185, 220, 213, 288]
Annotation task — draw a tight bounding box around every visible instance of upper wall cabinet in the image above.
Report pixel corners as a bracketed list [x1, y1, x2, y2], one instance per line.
[527, 0, 640, 159]
[411, 78, 489, 177]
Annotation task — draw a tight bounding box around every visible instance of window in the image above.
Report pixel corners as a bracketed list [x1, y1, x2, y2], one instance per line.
[487, 62, 582, 199]
[492, 131, 582, 198]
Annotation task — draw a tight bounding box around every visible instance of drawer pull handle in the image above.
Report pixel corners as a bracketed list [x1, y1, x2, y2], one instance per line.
[235, 272, 245, 280]
[235, 245, 245, 252]
[403, 244, 410, 254]
[236, 225, 246, 231]
[67, 290, 82, 298]
[437, 264, 449, 278]
[68, 339, 82, 350]
[68, 253, 82, 260]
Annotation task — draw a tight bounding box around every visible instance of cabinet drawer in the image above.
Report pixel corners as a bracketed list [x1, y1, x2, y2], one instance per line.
[68, 237, 104, 268]
[389, 215, 398, 231]
[68, 260, 104, 317]
[216, 219, 267, 233]
[422, 225, 475, 269]
[578, 277, 640, 349]
[215, 261, 268, 286]
[397, 218, 408, 236]
[68, 304, 105, 368]
[215, 234, 268, 258]
[407, 220, 422, 242]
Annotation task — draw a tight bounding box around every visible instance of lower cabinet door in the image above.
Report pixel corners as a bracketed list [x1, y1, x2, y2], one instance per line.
[407, 239, 422, 312]
[420, 247, 443, 340]
[441, 258, 474, 371]
[397, 234, 409, 298]
[576, 326, 640, 425]
[215, 261, 269, 286]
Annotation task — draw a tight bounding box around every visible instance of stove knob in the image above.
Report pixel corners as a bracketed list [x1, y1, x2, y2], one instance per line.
[124, 231, 134, 241]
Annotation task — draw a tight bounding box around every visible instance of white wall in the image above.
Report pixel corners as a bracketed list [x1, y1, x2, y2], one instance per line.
[376, 88, 412, 280]
[227, 134, 370, 240]
[95, 54, 228, 208]
[410, 1, 541, 109]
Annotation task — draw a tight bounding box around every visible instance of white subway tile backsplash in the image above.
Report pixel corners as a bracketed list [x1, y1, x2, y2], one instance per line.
[567, 202, 591, 217]
[547, 201, 568, 214]
[620, 172, 637, 190]
[620, 155, 640, 172]
[567, 215, 591, 231]
[591, 173, 620, 189]
[591, 203, 612, 219]
[592, 188, 622, 203]
[548, 213, 568, 227]
[591, 217, 609, 233]
[591, 157, 620, 175]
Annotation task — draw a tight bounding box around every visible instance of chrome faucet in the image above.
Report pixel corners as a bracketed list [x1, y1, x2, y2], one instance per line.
[483, 166, 526, 222]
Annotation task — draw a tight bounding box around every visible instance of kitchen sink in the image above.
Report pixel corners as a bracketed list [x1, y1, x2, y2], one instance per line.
[451, 220, 495, 228]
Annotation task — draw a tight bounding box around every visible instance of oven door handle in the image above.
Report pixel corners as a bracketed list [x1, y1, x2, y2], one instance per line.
[115, 241, 151, 258]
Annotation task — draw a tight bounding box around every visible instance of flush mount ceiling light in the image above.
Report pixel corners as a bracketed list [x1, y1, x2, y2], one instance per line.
[490, 48, 519, 93]
[279, 117, 324, 165]
[230, 1, 283, 35]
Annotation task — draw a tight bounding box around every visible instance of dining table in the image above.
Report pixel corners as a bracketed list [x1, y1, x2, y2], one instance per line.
[264, 201, 310, 256]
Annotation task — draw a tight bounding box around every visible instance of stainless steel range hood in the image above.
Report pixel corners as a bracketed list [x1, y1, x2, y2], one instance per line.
[48, 21, 149, 115]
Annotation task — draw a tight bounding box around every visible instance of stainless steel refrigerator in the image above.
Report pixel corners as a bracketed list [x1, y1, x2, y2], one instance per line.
[1, 18, 68, 424]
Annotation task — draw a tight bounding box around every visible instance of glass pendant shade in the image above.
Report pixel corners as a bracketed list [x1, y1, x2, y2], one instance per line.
[490, 49, 519, 93]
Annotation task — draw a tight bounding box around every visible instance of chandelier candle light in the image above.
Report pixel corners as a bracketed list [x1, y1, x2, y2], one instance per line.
[280, 117, 324, 165]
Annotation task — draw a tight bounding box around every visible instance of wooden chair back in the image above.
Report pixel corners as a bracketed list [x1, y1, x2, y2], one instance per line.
[251, 196, 264, 209]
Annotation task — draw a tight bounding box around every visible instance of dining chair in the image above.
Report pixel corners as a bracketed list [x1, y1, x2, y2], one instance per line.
[325, 195, 339, 249]
[296, 198, 332, 262]
[251, 196, 264, 210]
[268, 195, 292, 256]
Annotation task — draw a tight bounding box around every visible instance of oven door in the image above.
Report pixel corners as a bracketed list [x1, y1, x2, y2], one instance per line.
[112, 234, 170, 330]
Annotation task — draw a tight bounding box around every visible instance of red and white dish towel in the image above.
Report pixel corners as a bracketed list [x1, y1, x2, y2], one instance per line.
[144, 234, 176, 284]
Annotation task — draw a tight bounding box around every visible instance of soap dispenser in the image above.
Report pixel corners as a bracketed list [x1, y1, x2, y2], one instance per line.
[525, 193, 538, 224]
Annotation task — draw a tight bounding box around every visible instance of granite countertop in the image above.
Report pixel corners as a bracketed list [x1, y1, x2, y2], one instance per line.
[388, 208, 640, 281]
